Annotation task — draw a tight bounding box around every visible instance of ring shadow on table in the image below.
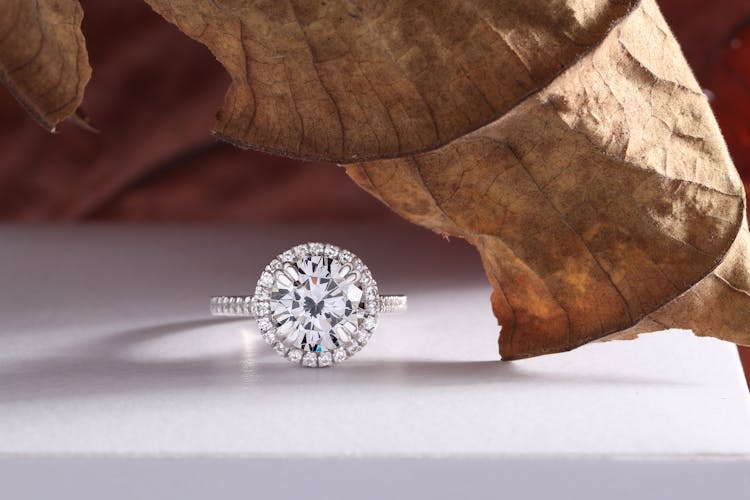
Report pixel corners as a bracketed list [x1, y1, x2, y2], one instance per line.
[0, 318, 688, 403]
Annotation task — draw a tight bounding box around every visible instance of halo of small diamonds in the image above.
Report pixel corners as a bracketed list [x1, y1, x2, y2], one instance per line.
[254, 242, 379, 367]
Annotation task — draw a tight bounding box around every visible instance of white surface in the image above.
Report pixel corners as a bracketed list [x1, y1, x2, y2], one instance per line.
[0, 225, 749, 497]
[0, 224, 748, 457]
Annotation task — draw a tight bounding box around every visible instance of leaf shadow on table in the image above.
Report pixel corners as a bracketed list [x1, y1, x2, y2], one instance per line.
[0, 318, 689, 404]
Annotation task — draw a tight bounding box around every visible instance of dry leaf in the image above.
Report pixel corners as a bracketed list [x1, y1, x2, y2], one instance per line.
[142, 0, 750, 358]
[0, 0, 90, 131]
[144, 0, 638, 163]
[5, 0, 750, 359]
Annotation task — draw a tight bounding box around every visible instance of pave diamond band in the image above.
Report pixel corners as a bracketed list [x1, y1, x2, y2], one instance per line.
[210, 242, 406, 367]
[210, 294, 407, 317]
[209, 295, 253, 317]
[377, 295, 408, 314]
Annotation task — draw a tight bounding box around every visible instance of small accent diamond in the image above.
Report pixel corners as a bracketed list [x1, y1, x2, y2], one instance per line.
[363, 315, 377, 330]
[346, 343, 362, 355]
[254, 301, 270, 316]
[318, 351, 333, 367]
[280, 249, 295, 262]
[255, 286, 270, 300]
[267, 260, 282, 271]
[360, 272, 373, 285]
[302, 352, 318, 367]
[259, 271, 274, 287]
[274, 342, 289, 355]
[358, 330, 373, 343]
[333, 348, 347, 363]
[287, 349, 303, 363]
[258, 317, 272, 332]
[262, 332, 277, 345]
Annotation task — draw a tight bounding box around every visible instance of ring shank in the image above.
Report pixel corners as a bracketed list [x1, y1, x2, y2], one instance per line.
[377, 295, 408, 314]
[210, 294, 407, 317]
[210, 296, 254, 317]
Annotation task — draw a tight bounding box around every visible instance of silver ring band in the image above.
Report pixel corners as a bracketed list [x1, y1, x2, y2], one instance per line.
[210, 294, 407, 317]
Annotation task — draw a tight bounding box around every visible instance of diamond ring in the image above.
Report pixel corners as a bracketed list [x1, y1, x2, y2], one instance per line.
[210, 242, 407, 367]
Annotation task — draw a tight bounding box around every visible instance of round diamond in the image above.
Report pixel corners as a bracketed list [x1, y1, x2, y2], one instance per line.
[270, 254, 365, 354]
[257, 243, 379, 367]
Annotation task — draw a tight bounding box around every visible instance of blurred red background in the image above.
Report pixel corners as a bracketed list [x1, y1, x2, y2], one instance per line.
[1, 0, 748, 380]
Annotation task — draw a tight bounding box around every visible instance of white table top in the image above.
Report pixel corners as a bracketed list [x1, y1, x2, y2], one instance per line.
[0, 224, 748, 459]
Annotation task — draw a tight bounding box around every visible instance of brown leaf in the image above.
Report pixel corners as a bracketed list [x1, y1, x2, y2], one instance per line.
[143, 0, 635, 162]
[0, 0, 91, 131]
[348, 0, 750, 359]
[140, 0, 750, 359]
